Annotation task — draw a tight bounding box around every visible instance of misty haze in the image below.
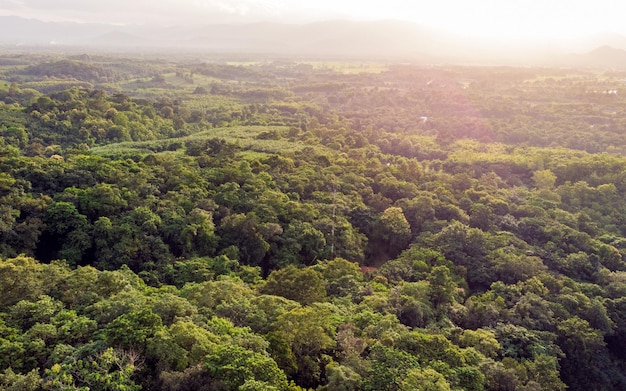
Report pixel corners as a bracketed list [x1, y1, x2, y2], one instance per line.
[2, 1, 626, 391]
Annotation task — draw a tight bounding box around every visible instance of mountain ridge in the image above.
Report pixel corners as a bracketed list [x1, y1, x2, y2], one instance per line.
[2, 15, 626, 67]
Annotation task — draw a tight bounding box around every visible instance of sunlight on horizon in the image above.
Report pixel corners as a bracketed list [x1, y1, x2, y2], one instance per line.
[0, 0, 625, 42]
[308, 0, 626, 41]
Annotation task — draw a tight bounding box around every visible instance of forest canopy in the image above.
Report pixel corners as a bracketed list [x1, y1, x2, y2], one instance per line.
[1, 54, 626, 390]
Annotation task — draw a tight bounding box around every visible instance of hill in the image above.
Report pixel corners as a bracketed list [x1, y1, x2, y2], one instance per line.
[573, 45, 626, 68]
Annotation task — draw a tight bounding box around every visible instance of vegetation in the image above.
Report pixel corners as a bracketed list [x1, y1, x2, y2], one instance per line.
[1, 54, 626, 390]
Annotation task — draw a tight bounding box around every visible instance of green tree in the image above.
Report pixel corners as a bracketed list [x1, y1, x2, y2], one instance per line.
[45, 347, 141, 391]
[273, 221, 326, 267]
[325, 361, 362, 391]
[556, 316, 607, 390]
[432, 221, 492, 290]
[204, 344, 288, 391]
[0, 368, 42, 391]
[374, 207, 412, 259]
[261, 265, 326, 306]
[313, 258, 363, 298]
[40, 201, 91, 265]
[524, 354, 566, 391]
[469, 203, 494, 231]
[219, 213, 270, 266]
[427, 265, 456, 309]
[148, 320, 218, 371]
[532, 169, 557, 190]
[272, 305, 337, 388]
[457, 329, 501, 359]
[78, 183, 128, 219]
[104, 308, 163, 351]
[400, 368, 451, 391]
[363, 344, 420, 391]
[180, 208, 218, 257]
[0, 256, 45, 309]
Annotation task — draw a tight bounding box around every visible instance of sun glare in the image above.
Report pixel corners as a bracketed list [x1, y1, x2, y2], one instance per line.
[1, 0, 624, 42]
[307, 0, 626, 42]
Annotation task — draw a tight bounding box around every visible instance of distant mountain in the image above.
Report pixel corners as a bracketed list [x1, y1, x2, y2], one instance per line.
[566, 32, 626, 52]
[3, 15, 626, 66]
[583, 45, 626, 65]
[169, 20, 456, 57]
[0, 16, 112, 45]
[90, 31, 152, 47]
[0, 16, 461, 59]
[555, 45, 626, 69]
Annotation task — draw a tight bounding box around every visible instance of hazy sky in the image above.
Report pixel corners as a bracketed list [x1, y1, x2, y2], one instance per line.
[1, 0, 624, 40]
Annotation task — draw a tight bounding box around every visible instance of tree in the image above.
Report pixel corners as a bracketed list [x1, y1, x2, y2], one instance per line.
[244, 295, 300, 335]
[493, 251, 546, 284]
[51, 309, 97, 345]
[427, 265, 456, 309]
[371, 207, 412, 260]
[179, 208, 218, 257]
[204, 344, 288, 391]
[469, 203, 494, 231]
[556, 316, 608, 390]
[261, 265, 326, 306]
[219, 213, 270, 266]
[45, 347, 141, 391]
[0, 368, 42, 391]
[432, 221, 492, 290]
[157, 365, 227, 391]
[0, 256, 45, 309]
[272, 220, 326, 267]
[363, 344, 420, 391]
[325, 361, 362, 391]
[400, 368, 451, 391]
[39, 201, 91, 265]
[463, 291, 508, 329]
[313, 258, 363, 298]
[524, 354, 566, 391]
[272, 305, 337, 388]
[105, 308, 163, 351]
[532, 170, 556, 190]
[150, 293, 197, 326]
[457, 329, 501, 359]
[78, 183, 128, 219]
[148, 321, 218, 371]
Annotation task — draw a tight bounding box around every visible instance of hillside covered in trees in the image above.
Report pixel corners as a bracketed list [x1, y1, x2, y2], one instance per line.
[2, 54, 626, 390]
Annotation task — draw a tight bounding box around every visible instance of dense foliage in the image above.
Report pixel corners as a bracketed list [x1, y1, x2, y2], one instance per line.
[1, 54, 626, 390]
